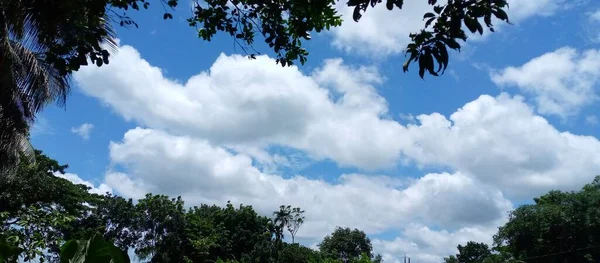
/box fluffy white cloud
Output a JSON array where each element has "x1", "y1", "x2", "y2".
[
  {"x1": 76, "y1": 45, "x2": 600, "y2": 199},
  {"x1": 75, "y1": 46, "x2": 407, "y2": 170},
  {"x1": 329, "y1": 0, "x2": 569, "y2": 57},
  {"x1": 71, "y1": 123, "x2": 95, "y2": 140},
  {"x1": 491, "y1": 47, "x2": 600, "y2": 117},
  {"x1": 403, "y1": 93, "x2": 600, "y2": 197},
  {"x1": 105, "y1": 127, "x2": 512, "y2": 244},
  {"x1": 54, "y1": 172, "x2": 112, "y2": 195}
]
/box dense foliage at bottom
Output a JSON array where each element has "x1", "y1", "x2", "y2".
[
  {"x1": 0, "y1": 151, "x2": 381, "y2": 263},
  {"x1": 3, "y1": 150, "x2": 600, "y2": 263},
  {"x1": 444, "y1": 176, "x2": 600, "y2": 263}
]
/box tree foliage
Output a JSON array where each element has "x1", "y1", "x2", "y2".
[
  {"x1": 446, "y1": 175, "x2": 600, "y2": 263},
  {"x1": 59, "y1": 232, "x2": 130, "y2": 263},
  {"x1": 0, "y1": 150, "x2": 99, "y2": 262},
  {"x1": 444, "y1": 242, "x2": 492, "y2": 263},
  {"x1": 493, "y1": 176, "x2": 600, "y2": 263},
  {"x1": 318, "y1": 227, "x2": 379, "y2": 263},
  {"x1": 273, "y1": 205, "x2": 305, "y2": 243},
  {"x1": 187, "y1": 0, "x2": 510, "y2": 78},
  {"x1": 0, "y1": 150, "x2": 384, "y2": 263}
]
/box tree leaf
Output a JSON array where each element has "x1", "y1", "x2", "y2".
[
  {"x1": 403, "y1": 50, "x2": 418, "y2": 72},
  {"x1": 443, "y1": 38, "x2": 461, "y2": 51},
  {"x1": 418, "y1": 55, "x2": 426, "y2": 79},
  {"x1": 464, "y1": 17, "x2": 477, "y2": 34},
  {"x1": 107, "y1": 243, "x2": 130, "y2": 263},
  {"x1": 438, "y1": 42, "x2": 449, "y2": 72},
  {"x1": 425, "y1": 17, "x2": 436, "y2": 28},
  {"x1": 60, "y1": 240, "x2": 78, "y2": 263},
  {"x1": 386, "y1": 0, "x2": 394, "y2": 10},
  {"x1": 493, "y1": 9, "x2": 508, "y2": 21},
  {"x1": 0, "y1": 240, "x2": 21, "y2": 263}
]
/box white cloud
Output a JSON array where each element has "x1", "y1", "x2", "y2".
[
  {"x1": 105, "y1": 127, "x2": 512, "y2": 241},
  {"x1": 75, "y1": 46, "x2": 407, "y2": 170},
  {"x1": 491, "y1": 47, "x2": 600, "y2": 117},
  {"x1": 76, "y1": 45, "x2": 600, "y2": 199},
  {"x1": 403, "y1": 93, "x2": 600, "y2": 198},
  {"x1": 591, "y1": 10, "x2": 600, "y2": 22},
  {"x1": 329, "y1": 0, "x2": 569, "y2": 58},
  {"x1": 71, "y1": 123, "x2": 95, "y2": 140},
  {"x1": 54, "y1": 172, "x2": 113, "y2": 195}
]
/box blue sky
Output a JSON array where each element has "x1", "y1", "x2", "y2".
[{"x1": 31, "y1": 0, "x2": 600, "y2": 262}]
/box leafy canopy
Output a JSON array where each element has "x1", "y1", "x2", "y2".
[{"x1": 445, "y1": 175, "x2": 600, "y2": 263}]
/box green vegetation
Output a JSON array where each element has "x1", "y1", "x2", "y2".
[
  {"x1": 7, "y1": 150, "x2": 600, "y2": 262},
  {"x1": 445, "y1": 176, "x2": 600, "y2": 263},
  {"x1": 0, "y1": 150, "x2": 382, "y2": 262},
  {"x1": 0, "y1": 0, "x2": 510, "y2": 173}
]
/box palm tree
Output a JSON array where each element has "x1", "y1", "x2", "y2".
[
  {"x1": 273, "y1": 205, "x2": 291, "y2": 243},
  {"x1": 0, "y1": 0, "x2": 116, "y2": 175}
]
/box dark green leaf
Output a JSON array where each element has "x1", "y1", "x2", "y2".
[
  {"x1": 418, "y1": 55, "x2": 426, "y2": 78},
  {"x1": 443, "y1": 38, "x2": 461, "y2": 50},
  {"x1": 476, "y1": 21, "x2": 483, "y2": 35},
  {"x1": 107, "y1": 243, "x2": 130, "y2": 263},
  {"x1": 386, "y1": 0, "x2": 394, "y2": 10},
  {"x1": 60, "y1": 240, "x2": 78, "y2": 263},
  {"x1": 425, "y1": 52, "x2": 438, "y2": 76},
  {"x1": 438, "y1": 43, "x2": 449, "y2": 72},
  {"x1": 0, "y1": 240, "x2": 21, "y2": 263},
  {"x1": 464, "y1": 18, "x2": 478, "y2": 34},
  {"x1": 403, "y1": 50, "x2": 418, "y2": 72},
  {"x1": 493, "y1": 9, "x2": 509, "y2": 21},
  {"x1": 423, "y1": 12, "x2": 435, "y2": 19},
  {"x1": 425, "y1": 17, "x2": 436, "y2": 28}
]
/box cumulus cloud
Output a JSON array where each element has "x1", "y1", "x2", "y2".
[
  {"x1": 54, "y1": 172, "x2": 112, "y2": 195},
  {"x1": 75, "y1": 45, "x2": 600, "y2": 198},
  {"x1": 491, "y1": 47, "x2": 600, "y2": 117},
  {"x1": 71, "y1": 123, "x2": 95, "y2": 140},
  {"x1": 75, "y1": 46, "x2": 406, "y2": 170},
  {"x1": 105, "y1": 127, "x2": 512, "y2": 240},
  {"x1": 403, "y1": 93, "x2": 600, "y2": 197}
]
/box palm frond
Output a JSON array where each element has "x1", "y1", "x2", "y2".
[
  {"x1": 6, "y1": 40, "x2": 70, "y2": 118},
  {"x1": 0, "y1": 0, "x2": 119, "y2": 176}
]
